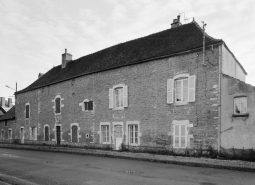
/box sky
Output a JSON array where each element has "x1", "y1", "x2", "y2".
[{"x1": 0, "y1": 0, "x2": 255, "y2": 101}]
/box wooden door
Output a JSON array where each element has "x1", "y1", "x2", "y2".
[
  {"x1": 45, "y1": 126, "x2": 49, "y2": 141},
  {"x1": 56, "y1": 126, "x2": 61, "y2": 145},
  {"x1": 72, "y1": 125, "x2": 78, "y2": 142}
]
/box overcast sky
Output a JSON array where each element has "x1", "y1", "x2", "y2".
[{"x1": 0, "y1": 0, "x2": 254, "y2": 100}]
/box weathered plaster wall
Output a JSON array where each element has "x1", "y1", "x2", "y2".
[
  {"x1": 221, "y1": 74, "x2": 255, "y2": 149},
  {"x1": 221, "y1": 45, "x2": 246, "y2": 82},
  {"x1": 15, "y1": 46, "x2": 220, "y2": 149}
]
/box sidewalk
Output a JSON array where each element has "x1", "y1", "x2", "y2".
[{"x1": 0, "y1": 143, "x2": 255, "y2": 172}]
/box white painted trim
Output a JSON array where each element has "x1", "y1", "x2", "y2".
[
  {"x1": 99, "y1": 122, "x2": 111, "y2": 144},
  {"x1": 53, "y1": 95, "x2": 63, "y2": 115},
  {"x1": 173, "y1": 73, "x2": 189, "y2": 80},
  {"x1": 1, "y1": 129, "x2": 5, "y2": 140},
  {"x1": 172, "y1": 120, "x2": 189, "y2": 149},
  {"x1": 112, "y1": 84, "x2": 125, "y2": 110},
  {"x1": 20, "y1": 127, "x2": 25, "y2": 144},
  {"x1": 126, "y1": 121, "x2": 140, "y2": 146},
  {"x1": 44, "y1": 124, "x2": 50, "y2": 141}
]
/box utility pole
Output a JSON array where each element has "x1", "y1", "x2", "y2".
[{"x1": 202, "y1": 21, "x2": 207, "y2": 66}]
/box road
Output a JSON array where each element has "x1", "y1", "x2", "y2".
[{"x1": 0, "y1": 148, "x2": 254, "y2": 185}]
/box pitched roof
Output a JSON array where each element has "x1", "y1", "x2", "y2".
[
  {"x1": 0, "y1": 106, "x2": 15, "y2": 121},
  {"x1": 17, "y1": 21, "x2": 223, "y2": 94},
  {"x1": 0, "y1": 106, "x2": 6, "y2": 116}
]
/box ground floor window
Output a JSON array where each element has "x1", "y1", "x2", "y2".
[
  {"x1": 8, "y1": 129, "x2": 12, "y2": 139},
  {"x1": 1, "y1": 130, "x2": 5, "y2": 139},
  {"x1": 128, "y1": 125, "x2": 138, "y2": 145},
  {"x1": 173, "y1": 124, "x2": 187, "y2": 148},
  {"x1": 101, "y1": 125, "x2": 110, "y2": 143},
  {"x1": 44, "y1": 125, "x2": 50, "y2": 141},
  {"x1": 30, "y1": 127, "x2": 37, "y2": 140},
  {"x1": 71, "y1": 125, "x2": 78, "y2": 142}
]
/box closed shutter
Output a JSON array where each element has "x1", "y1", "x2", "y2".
[
  {"x1": 26, "y1": 105, "x2": 29, "y2": 118},
  {"x1": 55, "y1": 98, "x2": 61, "y2": 113},
  {"x1": 180, "y1": 125, "x2": 186, "y2": 148},
  {"x1": 174, "y1": 125, "x2": 179, "y2": 148},
  {"x1": 188, "y1": 75, "x2": 196, "y2": 102},
  {"x1": 109, "y1": 88, "x2": 113, "y2": 109},
  {"x1": 167, "y1": 79, "x2": 174, "y2": 104},
  {"x1": 29, "y1": 127, "x2": 32, "y2": 140},
  {"x1": 123, "y1": 86, "x2": 128, "y2": 107},
  {"x1": 88, "y1": 101, "x2": 93, "y2": 110},
  {"x1": 35, "y1": 127, "x2": 37, "y2": 140}
]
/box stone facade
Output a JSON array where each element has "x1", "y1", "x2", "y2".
[{"x1": 14, "y1": 46, "x2": 221, "y2": 150}]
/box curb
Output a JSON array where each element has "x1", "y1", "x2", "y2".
[
  {"x1": 0, "y1": 173, "x2": 38, "y2": 185},
  {"x1": 1, "y1": 144, "x2": 255, "y2": 173}
]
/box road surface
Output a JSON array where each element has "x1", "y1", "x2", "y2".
[{"x1": 0, "y1": 148, "x2": 254, "y2": 185}]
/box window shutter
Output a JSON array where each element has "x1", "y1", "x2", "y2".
[
  {"x1": 29, "y1": 127, "x2": 32, "y2": 140},
  {"x1": 123, "y1": 86, "x2": 128, "y2": 107},
  {"x1": 174, "y1": 125, "x2": 179, "y2": 148},
  {"x1": 26, "y1": 105, "x2": 29, "y2": 118},
  {"x1": 180, "y1": 125, "x2": 186, "y2": 148},
  {"x1": 35, "y1": 128, "x2": 38, "y2": 140},
  {"x1": 55, "y1": 98, "x2": 61, "y2": 113},
  {"x1": 109, "y1": 88, "x2": 113, "y2": 109},
  {"x1": 167, "y1": 79, "x2": 174, "y2": 104},
  {"x1": 188, "y1": 75, "x2": 196, "y2": 102},
  {"x1": 88, "y1": 101, "x2": 93, "y2": 110}
]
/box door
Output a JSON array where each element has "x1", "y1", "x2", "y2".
[
  {"x1": 114, "y1": 125, "x2": 122, "y2": 150},
  {"x1": 20, "y1": 128, "x2": 24, "y2": 144},
  {"x1": 72, "y1": 125, "x2": 78, "y2": 142},
  {"x1": 45, "y1": 126, "x2": 49, "y2": 141},
  {"x1": 56, "y1": 126, "x2": 61, "y2": 145}
]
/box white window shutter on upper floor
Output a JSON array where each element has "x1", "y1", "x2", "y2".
[
  {"x1": 109, "y1": 88, "x2": 113, "y2": 109},
  {"x1": 188, "y1": 75, "x2": 196, "y2": 102},
  {"x1": 167, "y1": 79, "x2": 174, "y2": 104},
  {"x1": 123, "y1": 86, "x2": 128, "y2": 107}
]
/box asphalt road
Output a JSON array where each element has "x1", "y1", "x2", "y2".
[{"x1": 0, "y1": 148, "x2": 254, "y2": 185}]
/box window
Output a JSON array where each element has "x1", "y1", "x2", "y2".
[
  {"x1": 1, "y1": 130, "x2": 5, "y2": 140},
  {"x1": 71, "y1": 125, "x2": 78, "y2": 142},
  {"x1": 109, "y1": 85, "x2": 128, "y2": 109},
  {"x1": 173, "y1": 124, "x2": 187, "y2": 148},
  {"x1": 4, "y1": 120, "x2": 7, "y2": 127},
  {"x1": 25, "y1": 104, "x2": 30, "y2": 118},
  {"x1": 55, "y1": 97, "x2": 61, "y2": 114},
  {"x1": 128, "y1": 125, "x2": 138, "y2": 145},
  {"x1": 101, "y1": 125, "x2": 110, "y2": 143},
  {"x1": 167, "y1": 74, "x2": 196, "y2": 104},
  {"x1": 30, "y1": 127, "x2": 37, "y2": 140},
  {"x1": 8, "y1": 129, "x2": 12, "y2": 139},
  {"x1": 84, "y1": 101, "x2": 93, "y2": 111},
  {"x1": 234, "y1": 97, "x2": 247, "y2": 115},
  {"x1": 44, "y1": 125, "x2": 50, "y2": 141}
]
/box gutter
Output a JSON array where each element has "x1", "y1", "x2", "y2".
[
  {"x1": 218, "y1": 45, "x2": 222, "y2": 155},
  {"x1": 16, "y1": 41, "x2": 223, "y2": 95}
]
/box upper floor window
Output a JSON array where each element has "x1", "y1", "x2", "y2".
[
  {"x1": 167, "y1": 74, "x2": 196, "y2": 104},
  {"x1": 25, "y1": 103, "x2": 30, "y2": 119},
  {"x1": 55, "y1": 97, "x2": 61, "y2": 114},
  {"x1": 234, "y1": 97, "x2": 247, "y2": 115},
  {"x1": 4, "y1": 120, "x2": 7, "y2": 127},
  {"x1": 84, "y1": 100, "x2": 93, "y2": 111},
  {"x1": 109, "y1": 85, "x2": 128, "y2": 109}
]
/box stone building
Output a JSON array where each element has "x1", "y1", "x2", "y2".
[
  {"x1": 0, "y1": 106, "x2": 15, "y2": 142},
  {"x1": 13, "y1": 17, "x2": 249, "y2": 151}
]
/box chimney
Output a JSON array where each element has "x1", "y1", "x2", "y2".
[
  {"x1": 0, "y1": 97, "x2": 5, "y2": 107},
  {"x1": 8, "y1": 98, "x2": 12, "y2": 107},
  {"x1": 171, "y1": 15, "x2": 182, "y2": 28},
  {"x1": 62, "y1": 49, "x2": 72, "y2": 69},
  {"x1": 38, "y1": 73, "x2": 44, "y2": 79}
]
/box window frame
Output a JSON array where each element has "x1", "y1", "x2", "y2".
[
  {"x1": 172, "y1": 120, "x2": 189, "y2": 149},
  {"x1": 109, "y1": 84, "x2": 128, "y2": 110},
  {"x1": 8, "y1": 129, "x2": 12, "y2": 139},
  {"x1": 126, "y1": 121, "x2": 140, "y2": 146},
  {"x1": 233, "y1": 96, "x2": 248, "y2": 116},
  {"x1": 55, "y1": 97, "x2": 61, "y2": 114},
  {"x1": 44, "y1": 124, "x2": 50, "y2": 141},
  {"x1": 25, "y1": 103, "x2": 30, "y2": 119},
  {"x1": 4, "y1": 120, "x2": 7, "y2": 127},
  {"x1": 100, "y1": 122, "x2": 111, "y2": 144},
  {"x1": 175, "y1": 78, "x2": 188, "y2": 103}
]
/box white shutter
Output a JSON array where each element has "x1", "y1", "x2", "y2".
[
  {"x1": 188, "y1": 75, "x2": 196, "y2": 102},
  {"x1": 29, "y1": 127, "x2": 32, "y2": 140},
  {"x1": 123, "y1": 86, "x2": 128, "y2": 107},
  {"x1": 35, "y1": 128, "x2": 38, "y2": 141},
  {"x1": 167, "y1": 79, "x2": 174, "y2": 104},
  {"x1": 109, "y1": 88, "x2": 113, "y2": 109},
  {"x1": 174, "y1": 125, "x2": 179, "y2": 148},
  {"x1": 180, "y1": 125, "x2": 186, "y2": 148}
]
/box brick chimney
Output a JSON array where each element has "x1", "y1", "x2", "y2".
[
  {"x1": 171, "y1": 15, "x2": 182, "y2": 28},
  {"x1": 8, "y1": 98, "x2": 12, "y2": 107},
  {"x1": 62, "y1": 49, "x2": 72, "y2": 69},
  {"x1": 0, "y1": 97, "x2": 5, "y2": 107}
]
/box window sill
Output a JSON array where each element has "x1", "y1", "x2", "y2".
[
  {"x1": 232, "y1": 113, "x2": 249, "y2": 117},
  {"x1": 174, "y1": 101, "x2": 188, "y2": 106},
  {"x1": 102, "y1": 142, "x2": 111, "y2": 144},
  {"x1": 112, "y1": 107, "x2": 125, "y2": 110}
]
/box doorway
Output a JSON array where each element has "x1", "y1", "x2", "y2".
[
  {"x1": 71, "y1": 125, "x2": 78, "y2": 142},
  {"x1": 56, "y1": 126, "x2": 61, "y2": 145},
  {"x1": 45, "y1": 126, "x2": 49, "y2": 141},
  {"x1": 114, "y1": 125, "x2": 123, "y2": 150}
]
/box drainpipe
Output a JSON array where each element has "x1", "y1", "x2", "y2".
[{"x1": 217, "y1": 45, "x2": 222, "y2": 155}]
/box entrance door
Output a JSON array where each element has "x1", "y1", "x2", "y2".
[
  {"x1": 45, "y1": 126, "x2": 49, "y2": 141},
  {"x1": 20, "y1": 128, "x2": 24, "y2": 144},
  {"x1": 1, "y1": 130, "x2": 4, "y2": 140},
  {"x1": 114, "y1": 125, "x2": 122, "y2": 150},
  {"x1": 56, "y1": 126, "x2": 61, "y2": 145},
  {"x1": 72, "y1": 125, "x2": 78, "y2": 142}
]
